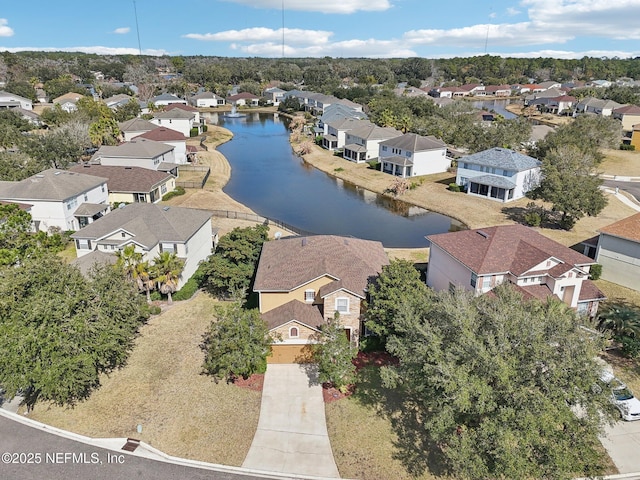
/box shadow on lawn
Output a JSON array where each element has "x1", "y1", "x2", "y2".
[{"x1": 353, "y1": 365, "x2": 449, "y2": 477}]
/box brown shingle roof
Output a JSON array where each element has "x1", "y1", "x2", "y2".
[
  {"x1": 427, "y1": 225, "x2": 595, "y2": 276},
  {"x1": 69, "y1": 165, "x2": 173, "y2": 193},
  {"x1": 253, "y1": 235, "x2": 389, "y2": 297},
  {"x1": 598, "y1": 212, "x2": 640, "y2": 243},
  {"x1": 165, "y1": 103, "x2": 198, "y2": 113},
  {"x1": 578, "y1": 279, "x2": 606, "y2": 302},
  {"x1": 134, "y1": 127, "x2": 186, "y2": 142},
  {"x1": 260, "y1": 300, "x2": 324, "y2": 330}
]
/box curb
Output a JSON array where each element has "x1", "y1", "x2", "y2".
[{"x1": 0, "y1": 409, "x2": 350, "y2": 480}]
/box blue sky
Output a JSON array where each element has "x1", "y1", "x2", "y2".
[{"x1": 1, "y1": 0, "x2": 640, "y2": 59}]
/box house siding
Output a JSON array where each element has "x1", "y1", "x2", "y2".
[
  {"x1": 259, "y1": 275, "x2": 335, "y2": 313},
  {"x1": 596, "y1": 234, "x2": 640, "y2": 291},
  {"x1": 322, "y1": 290, "x2": 362, "y2": 341},
  {"x1": 426, "y1": 244, "x2": 478, "y2": 293},
  {"x1": 179, "y1": 220, "x2": 214, "y2": 290},
  {"x1": 271, "y1": 322, "x2": 319, "y2": 344}
]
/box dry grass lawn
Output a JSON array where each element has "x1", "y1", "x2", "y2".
[
  {"x1": 28, "y1": 293, "x2": 261, "y2": 466},
  {"x1": 600, "y1": 149, "x2": 640, "y2": 177},
  {"x1": 326, "y1": 367, "x2": 440, "y2": 480}
]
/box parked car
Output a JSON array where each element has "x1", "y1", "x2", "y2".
[{"x1": 600, "y1": 371, "x2": 640, "y2": 421}]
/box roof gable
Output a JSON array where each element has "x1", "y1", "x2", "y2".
[{"x1": 428, "y1": 225, "x2": 595, "y2": 276}]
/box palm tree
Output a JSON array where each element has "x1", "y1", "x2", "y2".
[
  {"x1": 152, "y1": 251, "x2": 185, "y2": 305},
  {"x1": 598, "y1": 301, "x2": 640, "y2": 339},
  {"x1": 135, "y1": 260, "x2": 155, "y2": 304},
  {"x1": 116, "y1": 245, "x2": 142, "y2": 283}
]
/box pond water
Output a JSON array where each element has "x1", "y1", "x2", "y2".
[{"x1": 205, "y1": 112, "x2": 465, "y2": 248}]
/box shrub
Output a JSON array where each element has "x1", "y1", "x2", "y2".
[
  {"x1": 359, "y1": 335, "x2": 385, "y2": 353},
  {"x1": 189, "y1": 127, "x2": 199, "y2": 137},
  {"x1": 619, "y1": 335, "x2": 640, "y2": 359},
  {"x1": 172, "y1": 276, "x2": 199, "y2": 301},
  {"x1": 620, "y1": 144, "x2": 636, "y2": 151},
  {"x1": 202, "y1": 124, "x2": 208, "y2": 132},
  {"x1": 589, "y1": 264, "x2": 602, "y2": 280},
  {"x1": 149, "y1": 291, "x2": 162, "y2": 301},
  {"x1": 334, "y1": 167, "x2": 344, "y2": 172},
  {"x1": 367, "y1": 160, "x2": 380, "y2": 170},
  {"x1": 149, "y1": 305, "x2": 162, "y2": 315},
  {"x1": 448, "y1": 183, "x2": 460, "y2": 192},
  {"x1": 162, "y1": 186, "x2": 185, "y2": 201},
  {"x1": 524, "y1": 211, "x2": 542, "y2": 227}
]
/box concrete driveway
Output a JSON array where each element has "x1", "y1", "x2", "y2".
[
  {"x1": 242, "y1": 364, "x2": 340, "y2": 478},
  {"x1": 600, "y1": 419, "x2": 640, "y2": 474}
]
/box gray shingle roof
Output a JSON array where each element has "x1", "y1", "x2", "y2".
[
  {"x1": 118, "y1": 118, "x2": 159, "y2": 133},
  {"x1": 0, "y1": 169, "x2": 107, "y2": 202},
  {"x1": 253, "y1": 235, "x2": 389, "y2": 297},
  {"x1": 468, "y1": 174, "x2": 517, "y2": 189},
  {"x1": 152, "y1": 109, "x2": 195, "y2": 120},
  {"x1": 462, "y1": 148, "x2": 540, "y2": 171},
  {"x1": 346, "y1": 123, "x2": 402, "y2": 141},
  {"x1": 70, "y1": 203, "x2": 212, "y2": 249},
  {"x1": 379, "y1": 133, "x2": 446, "y2": 152},
  {"x1": 93, "y1": 139, "x2": 174, "y2": 160}
]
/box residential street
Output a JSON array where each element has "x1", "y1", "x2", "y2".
[
  {"x1": 0, "y1": 412, "x2": 278, "y2": 480},
  {"x1": 603, "y1": 180, "x2": 640, "y2": 205},
  {"x1": 600, "y1": 418, "x2": 640, "y2": 474}
]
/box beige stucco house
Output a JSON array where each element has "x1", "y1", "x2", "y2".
[
  {"x1": 253, "y1": 235, "x2": 389, "y2": 363},
  {"x1": 596, "y1": 212, "x2": 640, "y2": 291}
]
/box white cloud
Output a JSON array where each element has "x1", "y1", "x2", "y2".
[
  {"x1": 0, "y1": 19, "x2": 14, "y2": 37},
  {"x1": 0, "y1": 46, "x2": 167, "y2": 56},
  {"x1": 524, "y1": 0, "x2": 640, "y2": 40},
  {"x1": 506, "y1": 7, "x2": 521, "y2": 16},
  {"x1": 185, "y1": 28, "x2": 333, "y2": 46},
  {"x1": 233, "y1": 38, "x2": 415, "y2": 58},
  {"x1": 113, "y1": 27, "x2": 130, "y2": 35},
  {"x1": 489, "y1": 12, "x2": 497, "y2": 19},
  {"x1": 404, "y1": 22, "x2": 571, "y2": 48},
  {"x1": 220, "y1": 0, "x2": 391, "y2": 14}
]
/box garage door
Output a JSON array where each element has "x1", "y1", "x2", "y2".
[{"x1": 268, "y1": 344, "x2": 314, "y2": 364}]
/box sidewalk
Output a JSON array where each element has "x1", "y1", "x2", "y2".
[{"x1": 602, "y1": 187, "x2": 640, "y2": 212}]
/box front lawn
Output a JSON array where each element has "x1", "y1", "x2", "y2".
[
  {"x1": 28, "y1": 293, "x2": 261, "y2": 466},
  {"x1": 326, "y1": 365, "x2": 441, "y2": 480}
]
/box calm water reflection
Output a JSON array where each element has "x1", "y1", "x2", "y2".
[{"x1": 206, "y1": 113, "x2": 464, "y2": 248}]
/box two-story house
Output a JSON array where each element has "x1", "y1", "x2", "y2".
[
  {"x1": 71, "y1": 203, "x2": 214, "y2": 290},
  {"x1": 456, "y1": 147, "x2": 541, "y2": 202},
  {"x1": 0, "y1": 90, "x2": 33, "y2": 110},
  {"x1": 379, "y1": 133, "x2": 449, "y2": 178},
  {"x1": 150, "y1": 108, "x2": 198, "y2": 138},
  {"x1": 343, "y1": 123, "x2": 402, "y2": 163},
  {"x1": 134, "y1": 127, "x2": 188, "y2": 164},
  {"x1": 322, "y1": 118, "x2": 370, "y2": 151},
  {"x1": 91, "y1": 138, "x2": 177, "y2": 173},
  {"x1": 69, "y1": 164, "x2": 176, "y2": 205},
  {"x1": 426, "y1": 224, "x2": 605, "y2": 317},
  {"x1": 0, "y1": 169, "x2": 109, "y2": 232},
  {"x1": 189, "y1": 91, "x2": 225, "y2": 108},
  {"x1": 253, "y1": 235, "x2": 389, "y2": 363},
  {"x1": 118, "y1": 118, "x2": 159, "y2": 142},
  {"x1": 595, "y1": 212, "x2": 640, "y2": 291}
]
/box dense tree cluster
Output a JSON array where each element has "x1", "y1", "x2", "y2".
[
  {"x1": 201, "y1": 302, "x2": 271, "y2": 383},
  {"x1": 373, "y1": 284, "x2": 616, "y2": 480},
  {"x1": 198, "y1": 225, "x2": 269, "y2": 299},
  {"x1": 0, "y1": 254, "x2": 149, "y2": 411}
]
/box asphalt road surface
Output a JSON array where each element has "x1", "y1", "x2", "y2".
[
  {"x1": 603, "y1": 180, "x2": 640, "y2": 204},
  {"x1": 0, "y1": 415, "x2": 273, "y2": 480}
]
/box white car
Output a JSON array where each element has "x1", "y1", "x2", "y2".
[{"x1": 601, "y1": 371, "x2": 640, "y2": 421}]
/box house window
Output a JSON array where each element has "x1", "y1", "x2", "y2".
[
  {"x1": 161, "y1": 184, "x2": 167, "y2": 194},
  {"x1": 568, "y1": 272, "x2": 573, "y2": 278},
  {"x1": 134, "y1": 193, "x2": 146, "y2": 203},
  {"x1": 160, "y1": 243, "x2": 177, "y2": 253},
  {"x1": 546, "y1": 260, "x2": 551, "y2": 267},
  {"x1": 84, "y1": 194, "x2": 88, "y2": 202},
  {"x1": 336, "y1": 297, "x2": 349, "y2": 314},
  {"x1": 448, "y1": 282, "x2": 456, "y2": 294},
  {"x1": 101, "y1": 185, "x2": 106, "y2": 193},
  {"x1": 66, "y1": 197, "x2": 78, "y2": 210},
  {"x1": 76, "y1": 239, "x2": 91, "y2": 250},
  {"x1": 463, "y1": 163, "x2": 469, "y2": 169},
  {"x1": 470, "y1": 273, "x2": 477, "y2": 288},
  {"x1": 289, "y1": 326, "x2": 299, "y2": 338},
  {"x1": 482, "y1": 276, "x2": 491, "y2": 289},
  {"x1": 382, "y1": 146, "x2": 387, "y2": 152},
  {"x1": 121, "y1": 232, "x2": 126, "y2": 238},
  {"x1": 304, "y1": 289, "x2": 315, "y2": 303}
]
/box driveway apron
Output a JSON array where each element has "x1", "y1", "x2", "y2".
[{"x1": 242, "y1": 364, "x2": 340, "y2": 478}]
